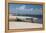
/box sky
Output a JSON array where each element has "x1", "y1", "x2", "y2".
[{"x1": 8, "y1": 3, "x2": 43, "y2": 15}]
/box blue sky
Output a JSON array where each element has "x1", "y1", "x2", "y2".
[{"x1": 9, "y1": 4, "x2": 43, "y2": 15}]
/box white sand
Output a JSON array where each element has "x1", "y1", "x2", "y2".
[{"x1": 9, "y1": 21, "x2": 42, "y2": 29}]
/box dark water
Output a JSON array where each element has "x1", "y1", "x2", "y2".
[
  {"x1": 17, "y1": 15, "x2": 43, "y2": 24},
  {"x1": 10, "y1": 13, "x2": 43, "y2": 24},
  {"x1": 11, "y1": 13, "x2": 43, "y2": 18},
  {"x1": 28, "y1": 15, "x2": 43, "y2": 24},
  {"x1": 24, "y1": 15, "x2": 43, "y2": 24}
]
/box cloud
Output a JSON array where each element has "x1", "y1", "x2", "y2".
[
  {"x1": 16, "y1": 5, "x2": 26, "y2": 10},
  {"x1": 19, "y1": 5, "x2": 26, "y2": 9},
  {"x1": 16, "y1": 6, "x2": 34, "y2": 11},
  {"x1": 10, "y1": 4, "x2": 42, "y2": 15}
]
